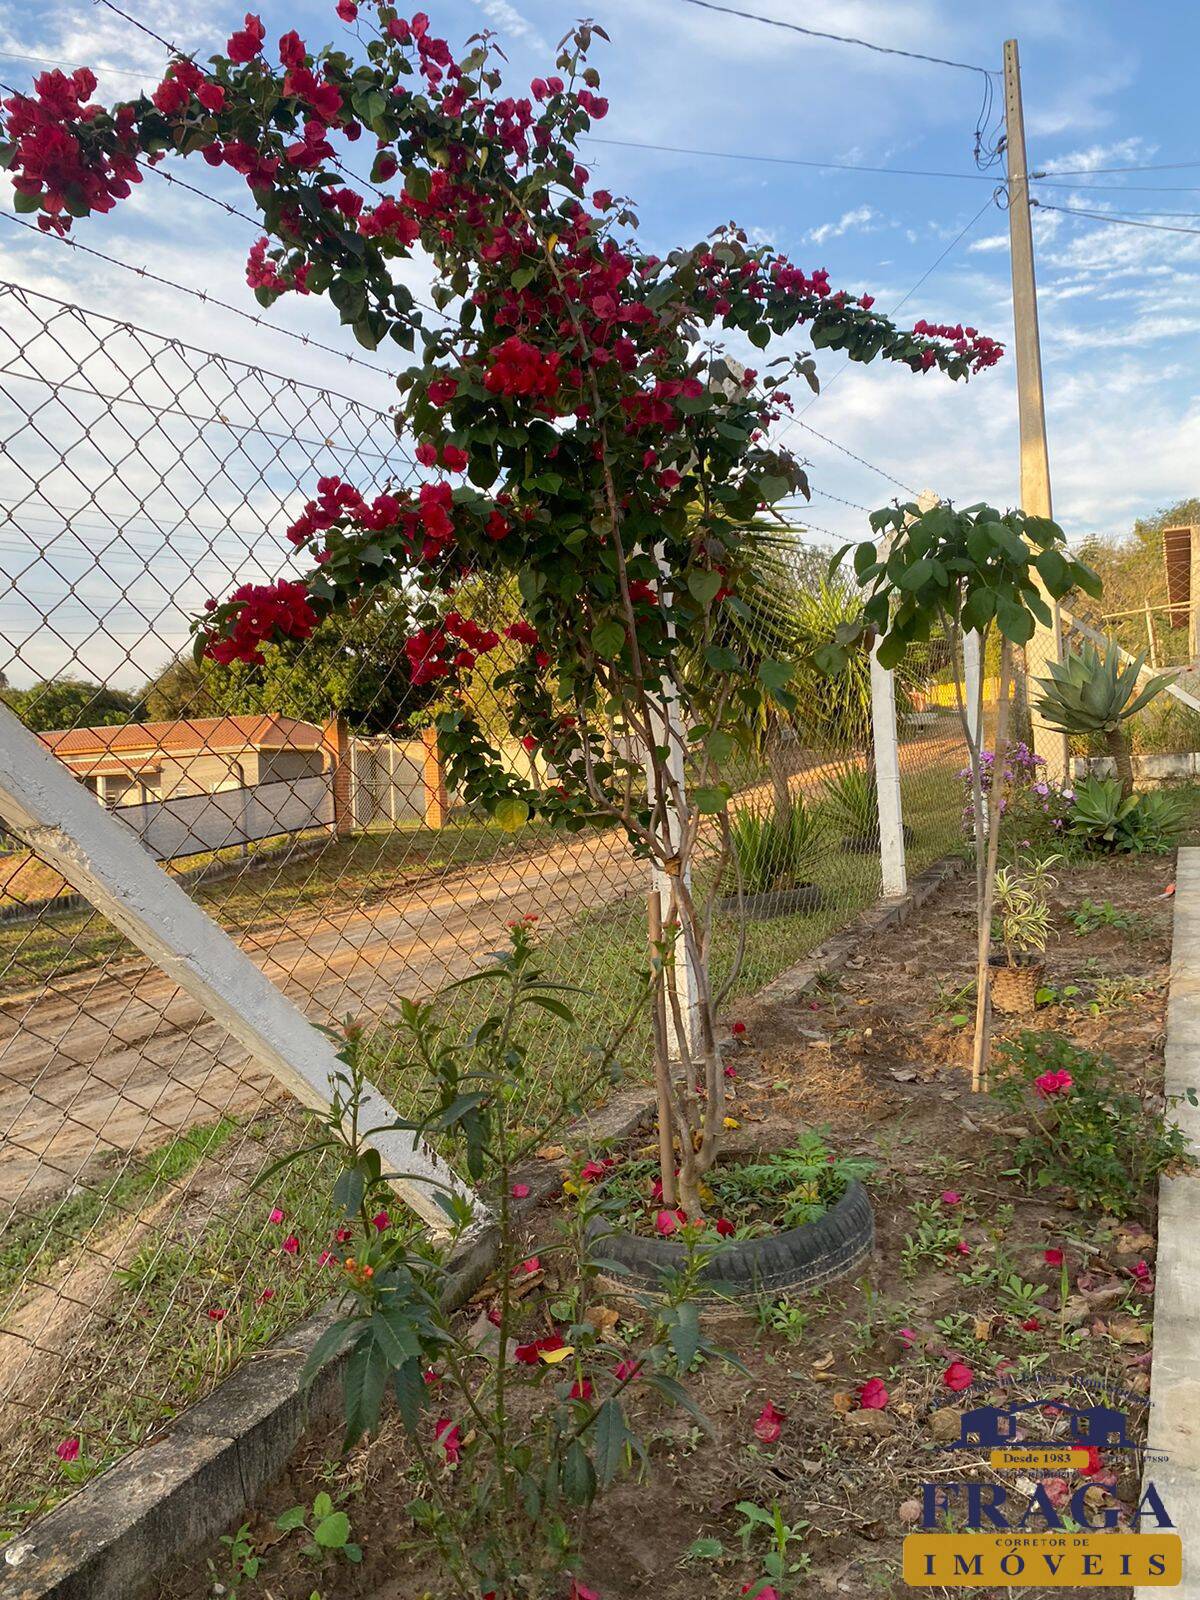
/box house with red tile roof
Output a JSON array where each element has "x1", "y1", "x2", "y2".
[{"x1": 39, "y1": 715, "x2": 329, "y2": 806}]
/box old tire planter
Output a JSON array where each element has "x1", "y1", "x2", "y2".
[
  {"x1": 716, "y1": 884, "x2": 825, "y2": 920},
  {"x1": 587, "y1": 1178, "x2": 874, "y2": 1304}
]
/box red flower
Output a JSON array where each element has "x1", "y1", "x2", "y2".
[
  {"x1": 1035, "y1": 1069, "x2": 1073, "y2": 1097},
  {"x1": 483, "y1": 335, "x2": 561, "y2": 400},
  {"x1": 206, "y1": 1307, "x2": 227, "y2": 1322},
  {"x1": 613, "y1": 1358, "x2": 642, "y2": 1383},
  {"x1": 372, "y1": 1210, "x2": 390, "y2": 1232},
  {"x1": 568, "y1": 1583, "x2": 599, "y2": 1600},
  {"x1": 227, "y1": 13, "x2": 266, "y2": 62},
  {"x1": 654, "y1": 1209, "x2": 679, "y2": 1237},
  {"x1": 515, "y1": 1333, "x2": 566, "y2": 1365},
  {"x1": 714, "y1": 1217, "x2": 736, "y2": 1237},
  {"x1": 859, "y1": 1377, "x2": 889, "y2": 1410},
  {"x1": 336, "y1": 0, "x2": 358, "y2": 18},
  {"x1": 269, "y1": 1207, "x2": 285, "y2": 1224},
  {"x1": 334, "y1": 1225, "x2": 352, "y2": 1243},
  {"x1": 256, "y1": 1288, "x2": 275, "y2": 1305},
  {"x1": 569, "y1": 1377, "x2": 593, "y2": 1400},
  {"x1": 516, "y1": 1256, "x2": 540, "y2": 1275},
  {"x1": 511, "y1": 1183, "x2": 530, "y2": 1199},
  {"x1": 1021, "y1": 1316, "x2": 1040, "y2": 1332},
  {"x1": 742, "y1": 1588, "x2": 778, "y2": 1600},
  {"x1": 940, "y1": 1190, "x2": 961, "y2": 1205},
  {"x1": 434, "y1": 1417, "x2": 461, "y2": 1463},
  {"x1": 428, "y1": 376, "x2": 458, "y2": 406},
  {"x1": 281, "y1": 1234, "x2": 300, "y2": 1255},
  {"x1": 730, "y1": 1020, "x2": 747, "y2": 1036},
  {"x1": 317, "y1": 1250, "x2": 335, "y2": 1267},
  {"x1": 754, "y1": 1401, "x2": 785, "y2": 1443},
  {"x1": 1044, "y1": 1247, "x2": 1064, "y2": 1267},
  {"x1": 942, "y1": 1361, "x2": 974, "y2": 1392},
  {"x1": 56, "y1": 1437, "x2": 80, "y2": 1463}
]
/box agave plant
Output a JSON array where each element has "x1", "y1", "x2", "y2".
[
  {"x1": 1068, "y1": 775, "x2": 1140, "y2": 847},
  {"x1": 728, "y1": 793, "x2": 826, "y2": 895},
  {"x1": 1034, "y1": 637, "x2": 1174, "y2": 798}
]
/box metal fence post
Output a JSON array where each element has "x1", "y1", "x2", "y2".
[{"x1": 0, "y1": 703, "x2": 483, "y2": 1234}]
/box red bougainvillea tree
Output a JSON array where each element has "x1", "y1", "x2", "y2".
[{"x1": 1, "y1": 7, "x2": 1002, "y2": 1215}]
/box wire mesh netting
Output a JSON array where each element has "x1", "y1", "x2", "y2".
[{"x1": 0, "y1": 280, "x2": 968, "y2": 1534}]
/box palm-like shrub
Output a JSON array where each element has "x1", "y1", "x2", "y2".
[
  {"x1": 821, "y1": 765, "x2": 877, "y2": 843},
  {"x1": 1034, "y1": 638, "x2": 1174, "y2": 798},
  {"x1": 728, "y1": 794, "x2": 826, "y2": 895}
]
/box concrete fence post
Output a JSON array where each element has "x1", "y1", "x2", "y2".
[{"x1": 870, "y1": 636, "x2": 907, "y2": 900}]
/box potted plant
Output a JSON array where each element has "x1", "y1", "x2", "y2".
[
  {"x1": 20, "y1": 11, "x2": 1006, "y2": 1237},
  {"x1": 720, "y1": 793, "x2": 826, "y2": 919},
  {"x1": 1034, "y1": 636, "x2": 1173, "y2": 799},
  {"x1": 821, "y1": 763, "x2": 915, "y2": 854},
  {"x1": 990, "y1": 853, "x2": 1059, "y2": 1014}
]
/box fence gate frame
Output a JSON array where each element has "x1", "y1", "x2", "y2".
[{"x1": 0, "y1": 701, "x2": 484, "y2": 1234}]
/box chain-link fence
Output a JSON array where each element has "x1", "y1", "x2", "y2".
[{"x1": 0, "y1": 280, "x2": 967, "y2": 1536}]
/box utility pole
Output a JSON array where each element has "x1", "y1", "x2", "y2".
[{"x1": 1004, "y1": 37, "x2": 1069, "y2": 781}]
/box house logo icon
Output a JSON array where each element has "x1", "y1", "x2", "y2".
[{"x1": 948, "y1": 1399, "x2": 1133, "y2": 1452}]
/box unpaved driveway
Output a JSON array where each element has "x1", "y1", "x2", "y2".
[
  {"x1": 0, "y1": 735, "x2": 960, "y2": 1208},
  {"x1": 0, "y1": 828, "x2": 643, "y2": 1207}
]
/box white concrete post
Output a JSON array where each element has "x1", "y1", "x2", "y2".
[
  {"x1": 0, "y1": 702, "x2": 482, "y2": 1234},
  {"x1": 644, "y1": 550, "x2": 701, "y2": 1058},
  {"x1": 963, "y1": 627, "x2": 983, "y2": 751},
  {"x1": 870, "y1": 637, "x2": 907, "y2": 900}
]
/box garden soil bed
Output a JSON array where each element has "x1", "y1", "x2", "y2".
[{"x1": 161, "y1": 850, "x2": 1178, "y2": 1600}]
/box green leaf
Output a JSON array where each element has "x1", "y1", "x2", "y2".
[
  {"x1": 591, "y1": 619, "x2": 626, "y2": 658},
  {"x1": 757, "y1": 658, "x2": 793, "y2": 692},
  {"x1": 876, "y1": 631, "x2": 907, "y2": 670},
  {"x1": 313, "y1": 1512, "x2": 350, "y2": 1550},
  {"x1": 693, "y1": 785, "x2": 731, "y2": 815},
  {"x1": 703, "y1": 644, "x2": 741, "y2": 673},
  {"x1": 669, "y1": 1302, "x2": 701, "y2": 1372},
  {"x1": 1034, "y1": 547, "x2": 1070, "y2": 597},
  {"x1": 687, "y1": 569, "x2": 722, "y2": 605},
  {"x1": 896, "y1": 557, "x2": 935, "y2": 591},
  {"x1": 706, "y1": 730, "x2": 734, "y2": 763},
  {"x1": 391, "y1": 1357, "x2": 426, "y2": 1435},
  {"x1": 592, "y1": 1398, "x2": 629, "y2": 1487},
  {"x1": 493, "y1": 797, "x2": 529, "y2": 833},
  {"x1": 686, "y1": 1537, "x2": 725, "y2": 1561},
  {"x1": 275, "y1": 1505, "x2": 307, "y2": 1534},
  {"x1": 562, "y1": 1439, "x2": 596, "y2": 1505},
  {"x1": 996, "y1": 595, "x2": 1035, "y2": 645}
]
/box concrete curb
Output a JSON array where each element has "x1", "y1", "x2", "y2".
[
  {"x1": 0, "y1": 851, "x2": 968, "y2": 1600},
  {"x1": 1136, "y1": 846, "x2": 1200, "y2": 1598}
]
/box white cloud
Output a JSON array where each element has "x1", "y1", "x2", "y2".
[
  {"x1": 968, "y1": 234, "x2": 1008, "y2": 253},
  {"x1": 1039, "y1": 137, "x2": 1157, "y2": 175},
  {"x1": 809, "y1": 206, "x2": 879, "y2": 245},
  {"x1": 467, "y1": 0, "x2": 546, "y2": 49}
]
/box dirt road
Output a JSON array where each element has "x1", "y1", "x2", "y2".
[
  {"x1": 0, "y1": 828, "x2": 644, "y2": 1207},
  {"x1": 0, "y1": 734, "x2": 960, "y2": 1208}
]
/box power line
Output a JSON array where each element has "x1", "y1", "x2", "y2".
[
  {"x1": 587, "y1": 134, "x2": 1000, "y2": 183},
  {"x1": 678, "y1": 0, "x2": 995, "y2": 75},
  {"x1": 1039, "y1": 159, "x2": 1200, "y2": 176},
  {"x1": 1032, "y1": 201, "x2": 1200, "y2": 237}
]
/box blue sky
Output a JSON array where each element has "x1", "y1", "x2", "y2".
[{"x1": 1, "y1": 0, "x2": 1199, "y2": 682}]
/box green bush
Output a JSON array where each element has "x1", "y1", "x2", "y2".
[
  {"x1": 990, "y1": 1032, "x2": 1191, "y2": 1216},
  {"x1": 1068, "y1": 776, "x2": 1187, "y2": 854},
  {"x1": 727, "y1": 795, "x2": 826, "y2": 895},
  {"x1": 820, "y1": 766, "x2": 877, "y2": 840}
]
